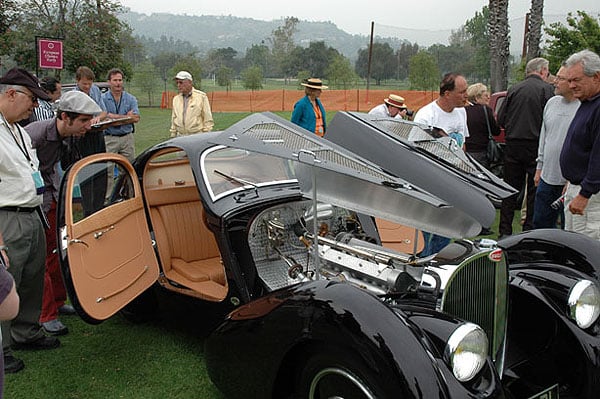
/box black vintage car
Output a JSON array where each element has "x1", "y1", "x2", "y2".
[{"x1": 57, "y1": 112, "x2": 600, "y2": 399}]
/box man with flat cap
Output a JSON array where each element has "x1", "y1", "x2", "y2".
[
  {"x1": 0, "y1": 67, "x2": 59, "y2": 374},
  {"x1": 170, "y1": 70, "x2": 214, "y2": 137},
  {"x1": 25, "y1": 91, "x2": 102, "y2": 338},
  {"x1": 369, "y1": 94, "x2": 408, "y2": 119}
]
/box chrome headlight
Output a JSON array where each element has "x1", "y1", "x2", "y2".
[
  {"x1": 568, "y1": 280, "x2": 600, "y2": 329},
  {"x1": 444, "y1": 323, "x2": 489, "y2": 382}
]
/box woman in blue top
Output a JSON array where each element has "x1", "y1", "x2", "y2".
[{"x1": 291, "y1": 78, "x2": 328, "y2": 137}]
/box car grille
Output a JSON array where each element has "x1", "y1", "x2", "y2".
[{"x1": 440, "y1": 251, "x2": 508, "y2": 368}]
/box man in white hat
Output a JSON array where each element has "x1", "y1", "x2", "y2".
[
  {"x1": 25, "y1": 91, "x2": 102, "y2": 337},
  {"x1": 368, "y1": 94, "x2": 408, "y2": 119},
  {"x1": 170, "y1": 71, "x2": 214, "y2": 137}
]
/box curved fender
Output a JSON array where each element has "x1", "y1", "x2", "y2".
[
  {"x1": 498, "y1": 229, "x2": 600, "y2": 280},
  {"x1": 506, "y1": 269, "x2": 600, "y2": 398},
  {"x1": 205, "y1": 280, "x2": 503, "y2": 399}
]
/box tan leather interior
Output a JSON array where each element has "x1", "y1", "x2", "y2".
[
  {"x1": 375, "y1": 218, "x2": 424, "y2": 255},
  {"x1": 144, "y1": 154, "x2": 228, "y2": 302}
]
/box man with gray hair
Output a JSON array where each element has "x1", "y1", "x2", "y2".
[
  {"x1": 497, "y1": 57, "x2": 555, "y2": 238},
  {"x1": 0, "y1": 67, "x2": 59, "y2": 374},
  {"x1": 560, "y1": 49, "x2": 600, "y2": 239},
  {"x1": 170, "y1": 70, "x2": 213, "y2": 137}
]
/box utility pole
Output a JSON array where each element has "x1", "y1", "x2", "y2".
[{"x1": 366, "y1": 21, "x2": 374, "y2": 103}]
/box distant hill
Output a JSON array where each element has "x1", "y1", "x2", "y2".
[
  {"x1": 119, "y1": 11, "x2": 449, "y2": 60},
  {"x1": 119, "y1": 11, "x2": 592, "y2": 61}
]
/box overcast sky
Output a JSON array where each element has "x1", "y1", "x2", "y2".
[{"x1": 119, "y1": 0, "x2": 598, "y2": 35}]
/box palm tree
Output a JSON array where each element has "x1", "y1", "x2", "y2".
[
  {"x1": 488, "y1": 0, "x2": 510, "y2": 92},
  {"x1": 526, "y1": 0, "x2": 544, "y2": 61}
]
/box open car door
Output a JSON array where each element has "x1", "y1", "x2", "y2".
[{"x1": 57, "y1": 153, "x2": 159, "y2": 324}]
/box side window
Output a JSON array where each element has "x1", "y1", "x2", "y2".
[{"x1": 70, "y1": 160, "x2": 134, "y2": 223}]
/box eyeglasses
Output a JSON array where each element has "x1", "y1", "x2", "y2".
[{"x1": 15, "y1": 90, "x2": 38, "y2": 103}]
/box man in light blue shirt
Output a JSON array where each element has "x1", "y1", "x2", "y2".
[{"x1": 101, "y1": 68, "x2": 140, "y2": 163}]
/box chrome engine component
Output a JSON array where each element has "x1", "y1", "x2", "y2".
[{"x1": 248, "y1": 200, "x2": 508, "y2": 368}]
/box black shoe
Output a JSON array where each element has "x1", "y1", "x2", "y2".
[
  {"x1": 42, "y1": 319, "x2": 69, "y2": 336},
  {"x1": 58, "y1": 304, "x2": 76, "y2": 315},
  {"x1": 4, "y1": 355, "x2": 24, "y2": 373},
  {"x1": 479, "y1": 227, "x2": 493, "y2": 236},
  {"x1": 13, "y1": 335, "x2": 60, "y2": 351}
]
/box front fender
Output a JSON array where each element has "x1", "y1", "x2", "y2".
[
  {"x1": 205, "y1": 280, "x2": 503, "y2": 399},
  {"x1": 499, "y1": 229, "x2": 600, "y2": 280},
  {"x1": 505, "y1": 268, "x2": 600, "y2": 398}
]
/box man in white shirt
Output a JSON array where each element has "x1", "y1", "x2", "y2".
[
  {"x1": 414, "y1": 72, "x2": 469, "y2": 146},
  {"x1": 0, "y1": 68, "x2": 61, "y2": 374},
  {"x1": 413, "y1": 73, "x2": 469, "y2": 256},
  {"x1": 368, "y1": 94, "x2": 408, "y2": 119}
]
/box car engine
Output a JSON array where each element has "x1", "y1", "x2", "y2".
[{"x1": 248, "y1": 199, "x2": 508, "y2": 367}]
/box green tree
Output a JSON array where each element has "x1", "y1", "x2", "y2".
[
  {"x1": 216, "y1": 66, "x2": 234, "y2": 91},
  {"x1": 0, "y1": 0, "x2": 19, "y2": 61},
  {"x1": 396, "y1": 43, "x2": 419, "y2": 80},
  {"x1": 326, "y1": 55, "x2": 357, "y2": 89},
  {"x1": 205, "y1": 47, "x2": 240, "y2": 76},
  {"x1": 270, "y1": 16, "x2": 299, "y2": 78},
  {"x1": 355, "y1": 42, "x2": 396, "y2": 85},
  {"x1": 241, "y1": 66, "x2": 263, "y2": 91},
  {"x1": 152, "y1": 51, "x2": 182, "y2": 83},
  {"x1": 286, "y1": 41, "x2": 340, "y2": 78},
  {"x1": 244, "y1": 44, "x2": 271, "y2": 77},
  {"x1": 132, "y1": 61, "x2": 160, "y2": 106},
  {"x1": 545, "y1": 11, "x2": 600, "y2": 72},
  {"x1": 8, "y1": 0, "x2": 133, "y2": 78},
  {"x1": 296, "y1": 70, "x2": 310, "y2": 88},
  {"x1": 408, "y1": 51, "x2": 440, "y2": 90},
  {"x1": 464, "y1": 6, "x2": 491, "y2": 82},
  {"x1": 169, "y1": 56, "x2": 203, "y2": 90}
]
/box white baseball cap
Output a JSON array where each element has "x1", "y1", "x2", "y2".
[{"x1": 174, "y1": 71, "x2": 193, "y2": 81}]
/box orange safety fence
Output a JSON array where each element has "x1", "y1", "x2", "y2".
[{"x1": 161, "y1": 89, "x2": 438, "y2": 113}]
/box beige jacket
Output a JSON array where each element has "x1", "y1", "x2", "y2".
[{"x1": 170, "y1": 89, "x2": 214, "y2": 137}]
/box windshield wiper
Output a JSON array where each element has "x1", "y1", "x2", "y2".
[{"x1": 213, "y1": 169, "x2": 259, "y2": 200}]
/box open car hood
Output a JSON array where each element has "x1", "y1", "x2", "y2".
[
  {"x1": 210, "y1": 112, "x2": 490, "y2": 238},
  {"x1": 326, "y1": 112, "x2": 517, "y2": 229}
]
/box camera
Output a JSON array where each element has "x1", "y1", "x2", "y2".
[{"x1": 405, "y1": 109, "x2": 414, "y2": 117}]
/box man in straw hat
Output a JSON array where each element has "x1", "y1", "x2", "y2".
[
  {"x1": 25, "y1": 91, "x2": 103, "y2": 338},
  {"x1": 0, "y1": 67, "x2": 59, "y2": 374},
  {"x1": 369, "y1": 94, "x2": 408, "y2": 119},
  {"x1": 291, "y1": 78, "x2": 328, "y2": 137}
]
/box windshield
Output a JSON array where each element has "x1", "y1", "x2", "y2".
[{"x1": 201, "y1": 146, "x2": 297, "y2": 201}]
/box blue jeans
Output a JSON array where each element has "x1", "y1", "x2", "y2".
[
  {"x1": 533, "y1": 179, "x2": 564, "y2": 229},
  {"x1": 420, "y1": 232, "x2": 451, "y2": 256}
]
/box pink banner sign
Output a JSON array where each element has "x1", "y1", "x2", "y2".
[{"x1": 38, "y1": 39, "x2": 63, "y2": 69}]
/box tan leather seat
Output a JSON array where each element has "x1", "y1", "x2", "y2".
[
  {"x1": 375, "y1": 218, "x2": 424, "y2": 255},
  {"x1": 148, "y1": 185, "x2": 227, "y2": 301}
]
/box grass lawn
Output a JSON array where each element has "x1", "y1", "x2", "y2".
[{"x1": 5, "y1": 108, "x2": 520, "y2": 398}]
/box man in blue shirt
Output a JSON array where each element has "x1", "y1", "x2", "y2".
[
  {"x1": 102, "y1": 68, "x2": 140, "y2": 163},
  {"x1": 560, "y1": 50, "x2": 600, "y2": 239}
]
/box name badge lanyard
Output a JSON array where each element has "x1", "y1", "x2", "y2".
[{"x1": 1, "y1": 112, "x2": 35, "y2": 170}]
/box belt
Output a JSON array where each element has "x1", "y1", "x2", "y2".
[
  {"x1": 105, "y1": 132, "x2": 132, "y2": 137},
  {"x1": 0, "y1": 206, "x2": 37, "y2": 213}
]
